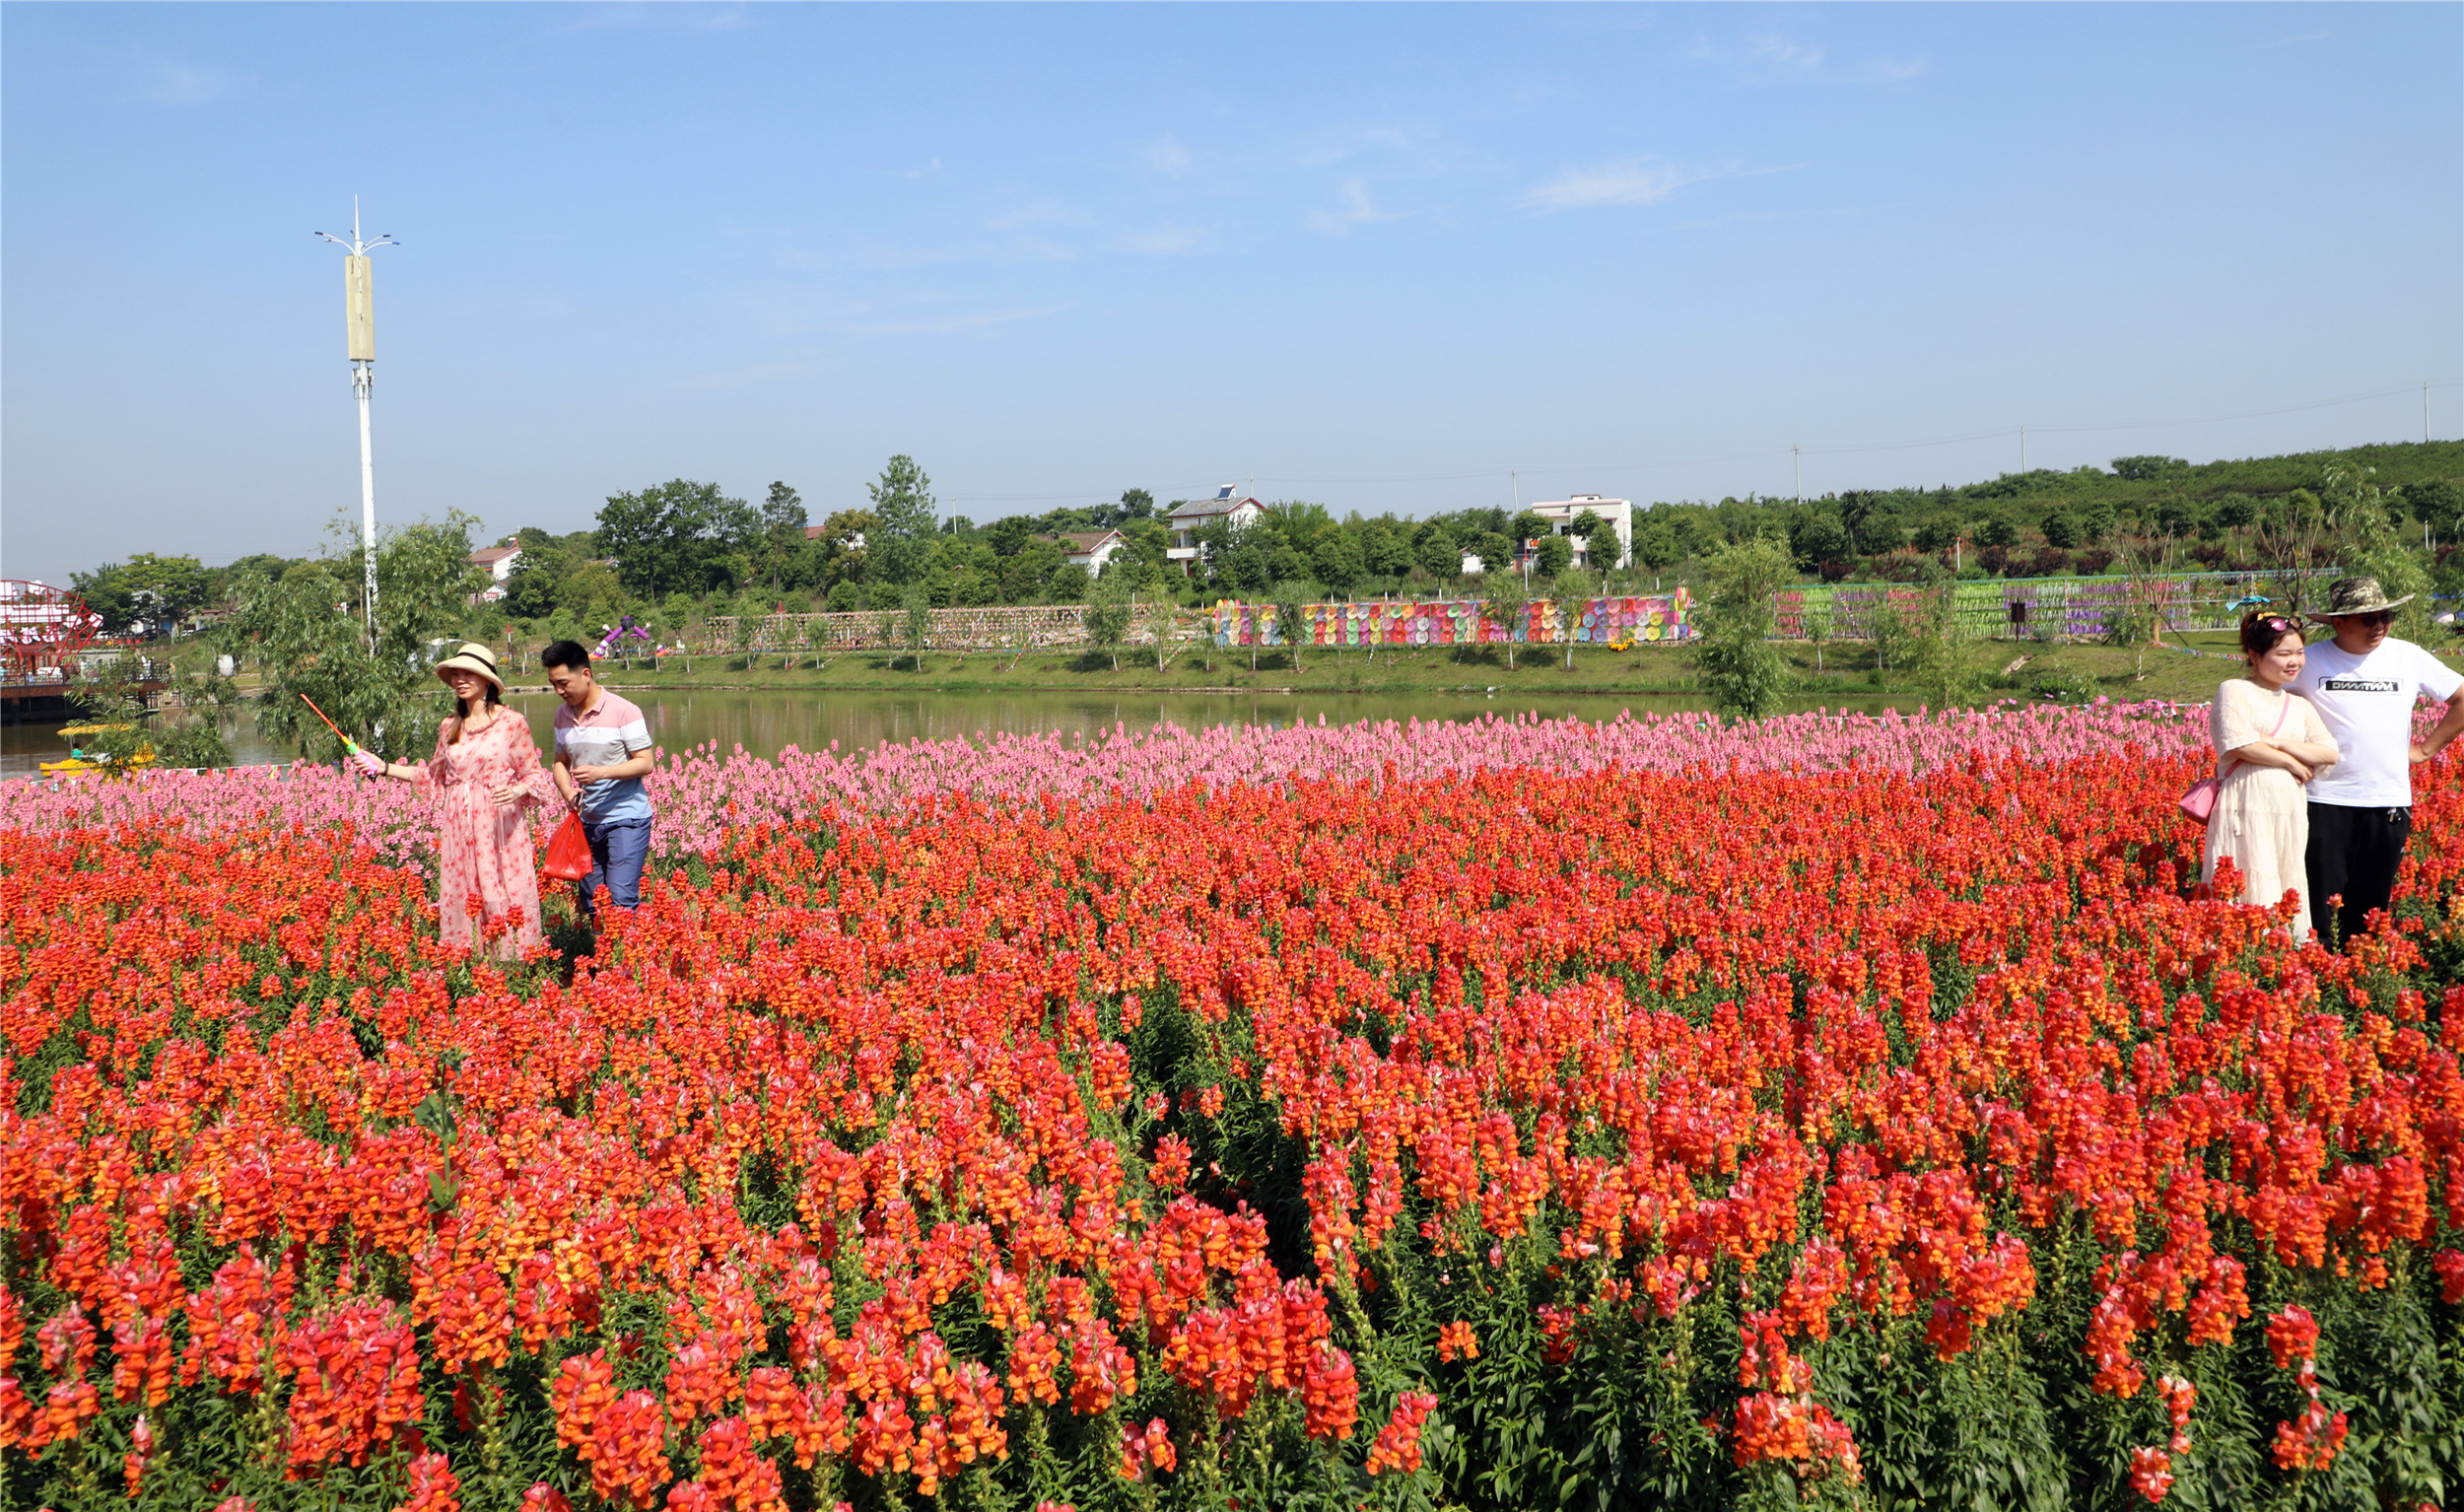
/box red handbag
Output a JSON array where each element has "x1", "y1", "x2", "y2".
[{"x1": 542, "y1": 811, "x2": 592, "y2": 882}]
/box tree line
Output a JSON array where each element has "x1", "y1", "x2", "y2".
[{"x1": 66, "y1": 441, "x2": 2464, "y2": 658}]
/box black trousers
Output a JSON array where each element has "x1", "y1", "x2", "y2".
[{"x1": 2306, "y1": 802, "x2": 2413, "y2": 945}]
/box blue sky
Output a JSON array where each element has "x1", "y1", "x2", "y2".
[{"x1": 4, "y1": 2, "x2": 2458, "y2": 584}]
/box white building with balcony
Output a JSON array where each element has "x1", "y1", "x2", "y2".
[
  {"x1": 1164, "y1": 486, "x2": 1265, "y2": 570},
  {"x1": 1526, "y1": 496, "x2": 1633, "y2": 570}
]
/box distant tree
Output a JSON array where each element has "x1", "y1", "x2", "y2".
[
  {"x1": 899, "y1": 585, "x2": 933, "y2": 670},
  {"x1": 865, "y1": 455, "x2": 938, "y2": 584},
  {"x1": 1973, "y1": 511, "x2": 2021, "y2": 550},
  {"x1": 1472, "y1": 531, "x2": 1515, "y2": 574},
  {"x1": 1363, "y1": 524, "x2": 1414, "y2": 581},
  {"x1": 2110, "y1": 455, "x2": 2189, "y2": 481},
  {"x1": 762, "y1": 481, "x2": 808, "y2": 541},
  {"x1": 1633, "y1": 521, "x2": 1681, "y2": 588},
  {"x1": 1311, "y1": 532, "x2": 1366, "y2": 597},
  {"x1": 1094, "y1": 489, "x2": 1155, "y2": 527},
  {"x1": 1553, "y1": 568, "x2": 1595, "y2": 670},
  {"x1": 2322, "y1": 461, "x2": 2432, "y2": 641},
  {"x1": 1788, "y1": 512, "x2": 1851, "y2": 574},
  {"x1": 2040, "y1": 512, "x2": 2083, "y2": 549},
  {"x1": 1686, "y1": 537, "x2": 1791, "y2": 721},
  {"x1": 1535, "y1": 534, "x2": 1574, "y2": 579},
  {"x1": 1084, "y1": 566, "x2": 1135, "y2": 671},
  {"x1": 1836, "y1": 492, "x2": 1882, "y2": 556},
  {"x1": 2406, "y1": 479, "x2": 2464, "y2": 539},
  {"x1": 1048, "y1": 563, "x2": 1091, "y2": 602},
  {"x1": 1570, "y1": 510, "x2": 1620, "y2": 568},
  {"x1": 1416, "y1": 528, "x2": 1461, "y2": 583},
  {"x1": 234, "y1": 514, "x2": 485, "y2": 765},
  {"x1": 72, "y1": 553, "x2": 212, "y2": 635},
  {"x1": 596, "y1": 480, "x2": 758, "y2": 598},
  {"x1": 1481, "y1": 575, "x2": 1532, "y2": 670},
  {"x1": 987, "y1": 515, "x2": 1038, "y2": 558},
  {"x1": 1270, "y1": 581, "x2": 1312, "y2": 673},
  {"x1": 1230, "y1": 539, "x2": 1272, "y2": 594},
  {"x1": 501, "y1": 558, "x2": 560, "y2": 619},
  {"x1": 1258, "y1": 500, "x2": 1336, "y2": 546}
]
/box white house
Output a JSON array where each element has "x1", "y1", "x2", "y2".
[
  {"x1": 1526, "y1": 496, "x2": 1633, "y2": 570},
  {"x1": 803, "y1": 524, "x2": 868, "y2": 552},
  {"x1": 1165, "y1": 486, "x2": 1266, "y2": 570},
  {"x1": 1046, "y1": 529, "x2": 1127, "y2": 574},
  {"x1": 469, "y1": 544, "x2": 522, "y2": 581},
  {"x1": 468, "y1": 544, "x2": 522, "y2": 604}
]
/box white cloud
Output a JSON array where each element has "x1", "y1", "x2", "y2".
[
  {"x1": 1745, "y1": 37, "x2": 1825, "y2": 72},
  {"x1": 1310, "y1": 178, "x2": 1394, "y2": 235},
  {"x1": 1523, "y1": 158, "x2": 1806, "y2": 212},
  {"x1": 1146, "y1": 137, "x2": 1191, "y2": 173},
  {"x1": 990, "y1": 199, "x2": 1077, "y2": 230},
  {"x1": 901, "y1": 158, "x2": 943, "y2": 180},
  {"x1": 1688, "y1": 34, "x2": 1922, "y2": 86},
  {"x1": 127, "y1": 55, "x2": 253, "y2": 105},
  {"x1": 1124, "y1": 226, "x2": 1206, "y2": 255},
  {"x1": 854, "y1": 304, "x2": 1069, "y2": 337},
  {"x1": 563, "y1": 5, "x2": 751, "y2": 34},
  {"x1": 1522, "y1": 160, "x2": 1710, "y2": 211}
]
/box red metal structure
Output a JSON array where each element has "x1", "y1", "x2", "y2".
[{"x1": 0, "y1": 581, "x2": 106, "y2": 693}]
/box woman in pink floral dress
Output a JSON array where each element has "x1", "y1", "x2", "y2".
[{"x1": 355, "y1": 643, "x2": 561, "y2": 954}]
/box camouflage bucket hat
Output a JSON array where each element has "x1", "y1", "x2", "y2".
[{"x1": 2309, "y1": 576, "x2": 2414, "y2": 620}]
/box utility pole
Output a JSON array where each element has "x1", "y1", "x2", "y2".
[
  {"x1": 2429, "y1": 380, "x2": 2434, "y2": 444},
  {"x1": 1792, "y1": 445, "x2": 1801, "y2": 504},
  {"x1": 2019, "y1": 424, "x2": 2027, "y2": 472},
  {"x1": 316, "y1": 199, "x2": 396, "y2": 653}
]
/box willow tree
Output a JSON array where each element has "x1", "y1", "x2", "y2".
[
  {"x1": 1686, "y1": 537, "x2": 1791, "y2": 721},
  {"x1": 233, "y1": 513, "x2": 487, "y2": 764}
]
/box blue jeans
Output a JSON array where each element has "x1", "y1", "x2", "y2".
[{"x1": 582, "y1": 816, "x2": 651, "y2": 916}]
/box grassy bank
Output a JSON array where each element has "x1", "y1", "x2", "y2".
[{"x1": 465, "y1": 632, "x2": 2298, "y2": 707}]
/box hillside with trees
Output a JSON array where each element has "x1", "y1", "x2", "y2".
[{"x1": 83, "y1": 440, "x2": 2464, "y2": 653}]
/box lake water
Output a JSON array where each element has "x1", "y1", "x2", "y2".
[{"x1": 0, "y1": 685, "x2": 1915, "y2": 778}]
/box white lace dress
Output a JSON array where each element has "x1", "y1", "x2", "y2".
[{"x1": 2201, "y1": 679, "x2": 2336, "y2": 940}]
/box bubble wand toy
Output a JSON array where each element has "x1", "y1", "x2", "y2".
[{"x1": 298, "y1": 694, "x2": 369, "y2": 766}]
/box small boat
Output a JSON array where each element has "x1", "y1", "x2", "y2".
[{"x1": 40, "y1": 722, "x2": 157, "y2": 776}]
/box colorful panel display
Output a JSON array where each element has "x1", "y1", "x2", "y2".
[{"x1": 1209, "y1": 592, "x2": 1693, "y2": 647}]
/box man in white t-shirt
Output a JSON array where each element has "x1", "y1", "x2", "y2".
[{"x1": 2290, "y1": 576, "x2": 2464, "y2": 945}]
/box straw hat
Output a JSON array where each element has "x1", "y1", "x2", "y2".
[
  {"x1": 432, "y1": 642, "x2": 506, "y2": 693},
  {"x1": 2308, "y1": 576, "x2": 2414, "y2": 620}
]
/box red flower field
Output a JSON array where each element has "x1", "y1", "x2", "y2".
[{"x1": 2, "y1": 739, "x2": 2460, "y2": 1510}]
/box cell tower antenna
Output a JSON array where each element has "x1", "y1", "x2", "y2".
[{"x1": 314, "y1": 197, "x2": 398, "y2": 653}]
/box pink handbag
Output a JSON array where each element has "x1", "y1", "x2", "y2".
[{"x1": 2179, "y1": 690, "x2": 2291, "y2": 826}]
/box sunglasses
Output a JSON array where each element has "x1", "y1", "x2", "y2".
[{"x1": 2335, "y1": 611, "x2": 2396, "y2": 627}]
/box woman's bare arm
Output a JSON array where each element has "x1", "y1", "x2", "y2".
[
  {"x1": 2226, "y1": 739, "x2": 2314, "y2": 782},
  {"x1": 2273, "y1": 737, "x2": 2337, "y2": 769}
]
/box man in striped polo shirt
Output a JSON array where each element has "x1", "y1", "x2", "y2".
[{"x1": 541, "y1": 640, "x2": 657, "y2": 915}]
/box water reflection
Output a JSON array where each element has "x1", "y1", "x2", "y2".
[{"x1": 2, "y1": 685, "x2": 1916, "y2": 776}]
